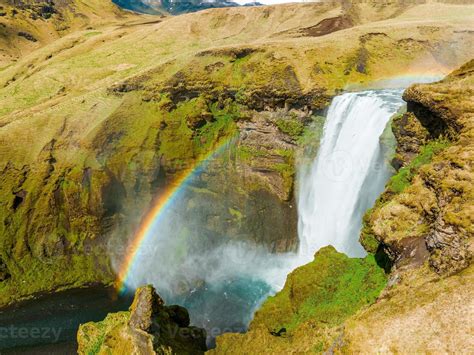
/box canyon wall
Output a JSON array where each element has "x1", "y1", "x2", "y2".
[{"x1": 1, "y1": 0, "x2": 473, "y2": 306}]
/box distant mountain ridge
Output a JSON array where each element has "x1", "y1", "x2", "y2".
[{"x1": 113, "y1": 0, "x2": 262, "y2": 15}]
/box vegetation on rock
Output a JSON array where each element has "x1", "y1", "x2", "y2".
[
  {"x1": 350, "y1": 60, "x2": 474, "y2": 352},
  {"x1": 212, "y1": 246, "x2": 387, "y2": 353},
  {"x1": 77, "y1": 285, "x2": 207, "y2": 354},
  {"x1": 275, "y1": 117, "x2": 305, "y2": 139},
  {"x1": 252, "y1": 247, "x2": 386, "y2": 333},
  {"x1": 212, "y1": 59, "x2": 474, "y2": 354},
  {"x1": 361, "y1": 59, "x2": 474, "y2": 275},
  {"x1": 387, "y1": 138, "x2": 450, "y2": 194}
]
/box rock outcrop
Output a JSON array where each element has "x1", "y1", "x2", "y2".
[
  {"x1": 362, "y1": 59, "x2": 474, "y2": 276},
  {"x1": 77, "y1": 285, "x2": 207, "y2": 354}
]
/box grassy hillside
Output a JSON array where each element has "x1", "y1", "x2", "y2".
[
  {"x1": 0, "y1": 0, "x2": 147, "y2": 66},
  {"x1": 2, "y1": 1, "x2": 472, "y2": 164}
]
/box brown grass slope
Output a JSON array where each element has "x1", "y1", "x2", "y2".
[{"x1": 0, "y1": 0, "x2": 148, "y2": 66}]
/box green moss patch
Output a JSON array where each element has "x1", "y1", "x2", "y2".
[
  {"x1": 0, "y1": 253, "x2": 113, "y2": 306},
  {"x1": 214, "y1": 247, "x2": 387, "y2": 353},
  {"x1": 276, "y1": 117, "x2": 304, "y2": 139},
  {"x1": 193, "y1": 100, "x2": 240, "y2": 152},
  {"x1": 252, "y1": 246, "x2": 387, "y2": 334},
  {"x1": 78, "y1": 311, "x2": 130, "y2": 355},
  {"x1": 387, "y1": 139, "x2": 450, "y2": 194},
  {"x1": 360, "y1": 138, "x2": 451, "y2": 255},
  {"x1": 359, "y1": 218, "x2": 380, "y2": 254}
]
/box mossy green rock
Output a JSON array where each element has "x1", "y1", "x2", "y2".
[
  {"x1": 361, "y1": 60, "x2": 474, "y2": 275},
  {"x1": 77, "y1": 285, "x2": 207, "y2": 355},
  {"x1": 252, "y1": 246, "x2": 386, "y2": 332},
  {"x1": 212, "y1": 246, "x2": 387, "y2": 353}
]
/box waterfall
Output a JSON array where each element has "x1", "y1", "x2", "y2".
[{"x1": 297, "y1": 90, "x2": 404, "y2": 262}]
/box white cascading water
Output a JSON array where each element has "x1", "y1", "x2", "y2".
[{"x1": 297, "y1": 89, "x2": 404, "y2": 262}]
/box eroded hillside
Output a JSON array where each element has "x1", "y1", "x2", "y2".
[{"x1": 0, "y1": 0, "x2": 150, "y2": 65}]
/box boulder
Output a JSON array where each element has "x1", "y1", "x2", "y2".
[{"x1": 77, "y1": 285, "x2": 207, "y2": 354}]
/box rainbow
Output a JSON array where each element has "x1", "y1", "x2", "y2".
[
  {"x1": 346, "y1": 69, "x2": 451, "y2": 91},
  {"x1": 115, "y1": 133, "x2": 239, "y2": 294}
]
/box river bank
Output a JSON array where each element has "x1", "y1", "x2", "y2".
[{"x1": 0, "y1": 287, "x2": 132, "y2": 352}]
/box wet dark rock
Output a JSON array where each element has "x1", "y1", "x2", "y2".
[
  {"x1": 0, "y1": 259, "x2": 10, "y2": 281},
  {"x1": 167, "y1": 305, "x2": 191, "y2": 327},
  {"x1": 129, "y1": 285, "x2": 164, "y2": 332}
]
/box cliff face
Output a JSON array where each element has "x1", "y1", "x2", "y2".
[
  {"x1": 212, "y1": 60, "x2": 474, "y2": 354},
  {"x1": 1, "y1": 1, "x2": 473, "y2": 306},
  {"x1": 362, "y1": 59, "x2": 474, "y2": 276},
  {"x1": 343, "y1": 60, "x2": 473, "y2": 353}
]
